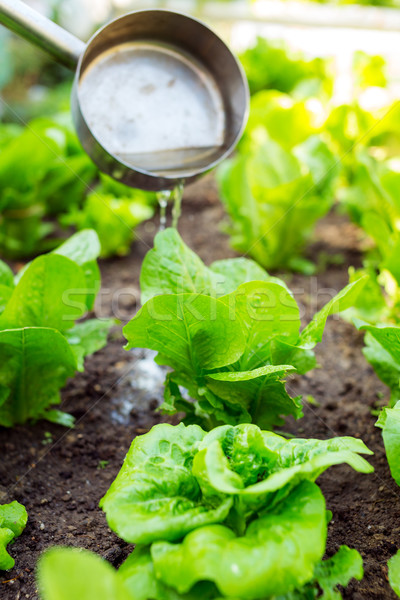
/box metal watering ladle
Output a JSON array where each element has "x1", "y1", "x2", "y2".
[{"x1": 0, "y1": 0, "x2": 249, "y2": 191}]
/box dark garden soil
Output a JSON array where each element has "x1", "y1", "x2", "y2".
[{"x1": 1, "y1": 176, "x2": 399, "y2": 599}]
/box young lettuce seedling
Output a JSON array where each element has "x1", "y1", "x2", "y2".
[
  {"x1": 124, "y1": 229, "x2": 367, "y2": 430},
  {"x1": 0, "y1": 230, "x2": 114, "y2": 427}
]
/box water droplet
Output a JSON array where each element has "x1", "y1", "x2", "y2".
[
  {"x1": 156, "y1": 181, "x2": 185, "y2": 232},
  {"x1": 156, "y1": 189, "x2": 173, "y2": 232},
  {"x1": 172, "y1": 181, "x2": 184, "y2": 229}
]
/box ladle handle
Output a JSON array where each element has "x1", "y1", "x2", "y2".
[{"x1": 0, "y1": 0, "x2": 85, "y2": 70}]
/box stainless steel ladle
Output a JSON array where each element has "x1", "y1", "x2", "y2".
[{"x1": 0, "y1": 1, "x2": 249, "y2": 191}]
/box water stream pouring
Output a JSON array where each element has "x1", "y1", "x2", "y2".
[{"x1": 0, "y1": 1, "x2": 249, "y2": 191}]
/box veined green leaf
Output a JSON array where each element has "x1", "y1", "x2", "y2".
[
  {"x1": 358, "y1": 324, "x2": 400, "y2": 364},
  {"x1": 140, "y1": 228, "x2": 272, "y2": 305},
  {"x1": 119, "y1": 546, "x2": 217, "y2": 600},
  {"x1": 151, "y1": 481, "x2": 327, "y2": 599},
  {"x1": 217, "y1": 131, "x2": 334, "y2": 273},
  {"x1": 0, "y1": 284, "x2": 13, "y2": 316},
  {"x1": 220, "y1": 281, "x2": 300, "y2": 370},
  {"x1": 52, "y1": 229, "x2": 102, "y2": 311},
  {"x1": 123, "y1": 293, "x2": 245, "y2": 374},
  {"x1": 207, "y1": 364, "x2": 295, "y2": 382},
  {"x1": 278, "y1": 546, "x2": 363, "y2": 600},
  {"x1": 193, "y1": 424, "x2": 372, "y2": 511},
  {"x1": 0, "y1": 327, "x2": 77, "y2": 426},
  {"x1": 65, "y1": 318, "x2": 115, "y2": 371},
  {"x1": 205, "y1": 368, "x2": 301, "y2": 430},
  {"x1": 312, "y1": 546, "x2": 363, "y2": 599},
  {"x1": 14, "y1": 230, "x2": 102, "y2": 311},
  {"x1": 100, "y1": 423, "x2": 232, "y2": 545},
  {"x1": 299, "y1": 277, "x2": 368, "y2": 349},
  {"x1": 53, "y1": 229, "x2": 101, "y2": 264},
  {"x1": 0, "y1": 255, "x2": 87, "y2": 332}
]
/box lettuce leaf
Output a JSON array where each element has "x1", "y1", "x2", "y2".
[
  {"x1": 65, "y1": 319, "x2": 115, "y2": 372},
  {"x1": 357, "y1": 322, "x2": 400, "y2": 403},
  {"x1": 0, "y1": 328, "x2": 77, "y2": 426},
  {"x1": 52, "y1": 228, "x2": 101, "y2": 311},
  {"x1": 278, "y1": 545, "x2": 363, "y2": 599},
  {"x1": 0, "y1": 501, "x2": 28, "y2": 570},
  {"x1": 355, "y1": 324, "x2": 400, "y2": 486},
  {"x1": 119, "y1": 546, "x2": 217, "y2": 600},
  {"x1": 140, "y1": 228, "x2": 273, "y2": 305},
  {"x1": 151, "y1": 481, "x2": 326, "y2": 599},
  {"x1": 388, "y1": 550, "x2": 400, "y2": 598},
  {"x1": 0, "y1": 255, "x2": 87, "y2": 332},
  {"x1": 0, "y1": 117, "x2": 96, "y2": 259},
  {"x1": 376, "y1": 401, "x2": 400, "y2": 485},
  {"x1": 100, "y1": 423, "x2": 232, "y2": 545},
  {"x1": 0, "y1": 261, "x2": 14, "y2": 289},
  {"x1": 125, "y1": 293, "x2": 246, "y2": 374},
  {"x1": 38, "y1": 548, "x2": 128, "y2": 600},
  {"x1": 193, "y1": 425, "x2": 373, "y2": 516}
]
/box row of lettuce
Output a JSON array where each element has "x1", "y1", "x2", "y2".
[
  {"x1": 0, "y1": 227, "x2": 399, "y2": 597},
  {"x1": 0, "y1": 39, "x2": 395, "y2": 265},
  {"x1": 2, "y1": 37, "x2": 400, "y2": 599}
]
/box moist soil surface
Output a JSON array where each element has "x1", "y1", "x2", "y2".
[{"x1": 1, "y1": 176, "x2": 399, "y2": 599}]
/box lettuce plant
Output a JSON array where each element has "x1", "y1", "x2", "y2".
[
  {"x1": 356, "y1": 322, "x2": 400, "y2": 485},
  {"x1": 98, "y1": 422, "x2": 370, "y2": 598},
  {"x1": 38, "y1": 416, "x2": 370, "y2": 598},
  {"x1": 124, "y1": 229, "x2": 366, "y2": 429},
  {"x1": 338, "y1": 154, "x2": 400, "y2": 323},
  {"x1": 0, "y1": 501, "x2": 28, "y2": 570},
  {"x1": 357, "y1": 322, "x2": 400, "y2": 405},
  {"x1": 239, "y1": 37, "x2": 332, "y2": 98},
  {"x1": 217, "y1": 94, "x2": 338, "y2": 273},
  {"x1": 0, "y1": 116, "x2": 96, "y2": 258},
  {"x1": 37, "y1": 543, "x2": 363, "y2": 600},
  {"x1": 61, "y1": 175, "x2": 155, "y2": 258},
  {"x1": 0, "y1": 230, "x2": 113, "y2": 426},
  {"x1": 100, "y1": 422, "x2": 372, "y2": 545}
]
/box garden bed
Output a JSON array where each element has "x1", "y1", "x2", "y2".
[{"x1": 0, "y1": 176, "x2": 398, "y2": 599}]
